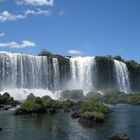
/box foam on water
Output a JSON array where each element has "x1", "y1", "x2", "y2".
[{"x1": 0, "y1": 88, "x2": 57, "y2": 100}]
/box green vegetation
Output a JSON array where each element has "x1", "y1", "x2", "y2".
[
  {"x1": 89, "y1": 89, "x2": 140, "y2": 105},
  {"x1": 82, "y1": 111, "x2": 105, "y2": 120},
  {"x1": 95, "y1": 55, "x2": 125, "y2": 62},
  {"x1": 103, "y1": 89, "x2": 126, "y2": 104},
  {"x1": 80, "y1": 100, "x2": 109, "y2": 114},
  {"x1": 0, "y1": 93, "x2": 14, "y2": 104},
  {"x1": 79, "y1": 98, "x2": 109, "y2": 121},
  {"x1": 21, "y1": 94, "x2": 43, "y2": 113},
  {"x1": 38, "y1": 49, "x2": 54, "y2": 57},
  {"x1": 17, "y1": 93, "x2": 110, "y2": 123},
  {"x1": 19, "y1": 94, "x2": 76, "y2": 114},
  {"x1": 84, "y1": 89, "x2": 140, "y2": 106}
]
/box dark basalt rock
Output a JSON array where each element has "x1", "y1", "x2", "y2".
[
  {"x1": 0, "y1": 127, "x2": 3, "y2": 131},
  {"x1": 0, "y1": 105, "x2": 4, "y2": 108},
  {"x1": 71, "y1": 111, "x2": 80, "y2": 118},
  {"x1": 47, "y1": 108, "x2": 57, "y2": 114},
  {"x1": 14, "y1": 108, "x2": 29, "y2": 115},
  {"x1": 10, "y1": 100, "x2": 20, "y2": 107},
  {"x1": 61, "y1": 90, "x2": 84, "y2": 100},
  {"x1": 81, "y1": 116, "x2": 104, "y2": 123},
  {"x1": 109, "y1": 134, "x2": 129, "y2": 140},
  {"x1": 4, "y1": 106, "x2": 11, "y2": 110},
  {"x1": 14, "y1": 108, "x2": 46, "y2": 115}
]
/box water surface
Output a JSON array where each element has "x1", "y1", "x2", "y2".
[{"x1": 0, "y1": 104, "x2": 140, "y2": 140}]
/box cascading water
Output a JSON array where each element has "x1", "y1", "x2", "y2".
[
  {"x1": 0, "y1": 52, "x2": 60, "y2": 99},
  {"x1": 69, "y1": 57, "x2": 96, "y2": 92},
  {"x1": 113, "y1": 60, "x2": 130, "y2": 93},
  {"x1": 0, "y1": 51, "x2": 132, "y2": 100},
  {"x1": 52, "y1": 58, "x2": 60, "y2": 91}
]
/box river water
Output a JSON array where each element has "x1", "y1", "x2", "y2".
[{"x1": 0, "y1": 104, "x2": 139, "y2": 140}]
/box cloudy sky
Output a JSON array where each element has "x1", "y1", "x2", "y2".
[{"x1": 0, "y1": 0, "x2": 140, "y2": 62}]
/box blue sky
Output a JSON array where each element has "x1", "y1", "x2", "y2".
[{"x1": 0, "y1": 0, "x2": 140, "y2": 62}]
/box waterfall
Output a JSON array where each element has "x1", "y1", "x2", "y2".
[
  {"x1": 0, "y1": 52, "x2": 60, "y2": 96},
  {"x1": 0, "y1": 51, "x2": 133, "y2": 99},
  {"x1": 52, "y1": 58, "x2": 60, "y2": 91},
  {"x1": 113, "y1": 60, "x2": 130, "y2": 93},
  {"x1": 69, "y1": 57, "x2": 96, "y2": 92}
]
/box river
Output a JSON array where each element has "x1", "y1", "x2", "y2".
[{"x1": 0, "y1": 104, "x2": 139, "y2": 140}]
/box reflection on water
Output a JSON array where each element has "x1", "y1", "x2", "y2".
[{"x1": 0, "y1": 104, "x2": 140, "y2": 140}]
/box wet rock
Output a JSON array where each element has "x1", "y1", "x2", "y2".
[
  {"x1": 11, "y1": 100, "x2": 20, "y2": 107},
  {"x1": 71, "y1": 111, "x2": 80, "y2": 118},
  {"x1": 0, "y1": 105, "x2": 4, "y2": 108},
  {"x1": 4, "y1": 106, "x2": 11, "y2": 110},
  {"x1": 47, "y1": 108, "x2": 57, "y2": 114},
  {"x1": 109, "y1": 134, "x2": 129, "y2": 140},
  {"x1": 0, "y1": 127, "x2": 3, "y2": 131},
  {"x1": 61, "y1": 90, "x2": 84, "y2": 100},
  {"x1": 14, "y1": 108, "x2": 28, "y2": 115}
]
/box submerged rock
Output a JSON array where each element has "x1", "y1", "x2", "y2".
[
  {"x1": 71, "y1": 111, "x2": 81, "y2": 118},
  {"x1": 0, "y1": 127, "x2": 3, "y2": 131},
  {"x1": 14, "y1": 108, "x2": 28, "y2": 115},
  {"x1": 109, "y1": 134, "x2": 129, "y2": 140}
]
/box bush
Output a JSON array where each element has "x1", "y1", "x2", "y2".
[
  {"x1": 21, "y1": 93, "x2": 44, "y2": 113},
  {"x1": 82, "y1": 111, "x2": 105, "y2": 120},
  {"x1": 20, "y1": 94, "x2": 76, "y2": 114},
  {"x1": 80, "y1": 100, "x2": 109, "y2": 114},
  {"x1": 21, "y1": 100, "x2": 42, "y2": 112},
  {"x1": 62, "y1": 99, "x2": 75, "y2": 107},
  {"x1": 38, "y1": 49, "x2": 53, "y2": 57},
  {"x1": 103, "y1": 89, "x2": 125, "y2": 104},
  {"x1": 0, "y1": 92, "x2": 14, "y2": 104},
  {"x1": 27, "y1": 93, "x2": 35, "y2": 101}
]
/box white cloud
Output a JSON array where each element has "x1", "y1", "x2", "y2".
[
  {"x1": 67, "y1": 50, "x2": 82, "y2": 55},
  {"x1": 0, "y1": 33, "x2": 5, "y2": 37},
  {"x1": 16, "y1": 0, "x2": 54, "y2": 6},
  {"x1": 0, "y1": 9, "x2": 51, "y2": 22},
  {"x1": 0, "y1": 11, "x2": 24, "y2": 22},
  {"x1": 59, "y1": 10, "x2": 64, "y2": 16},
  {"x1": 25, "y1": 9, "x2": 50, "y2": 15},
  {"x1": 0, "y1": 40, "x2": 36, "y2": 48}
]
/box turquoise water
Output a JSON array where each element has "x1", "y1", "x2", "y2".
[{"x1": 0, "y1": 104, "x2": 140, "y2": 140}]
